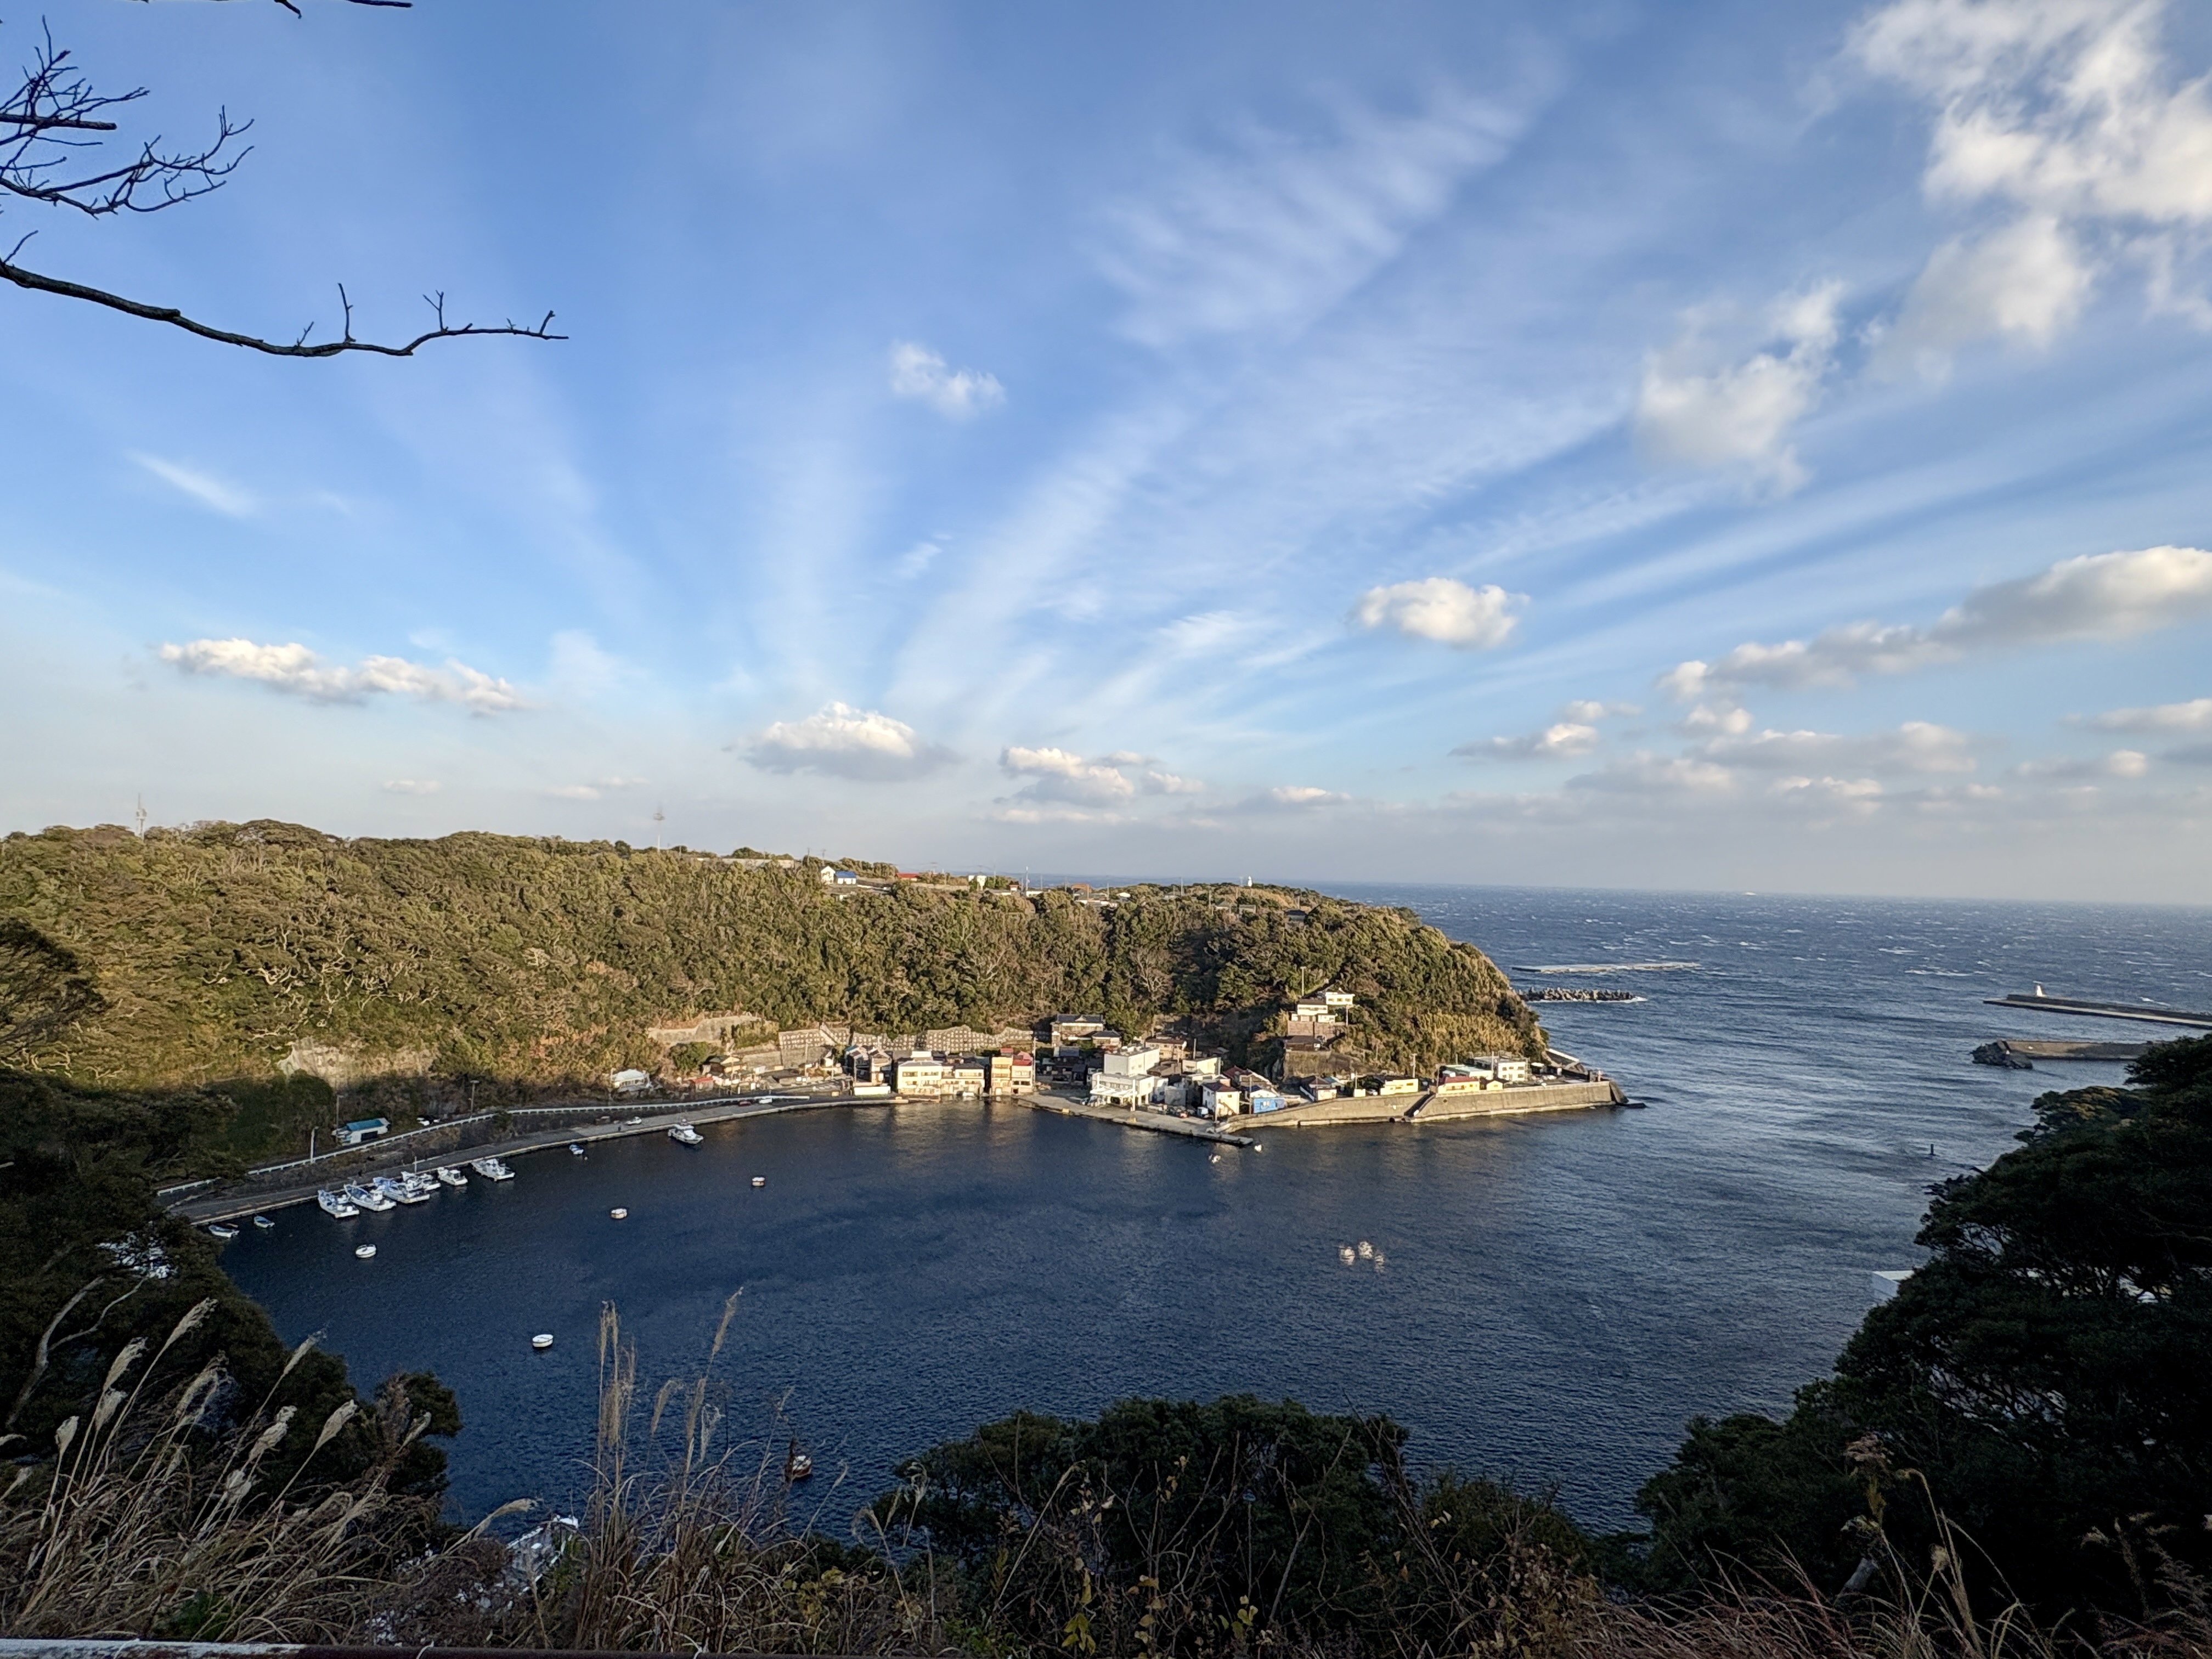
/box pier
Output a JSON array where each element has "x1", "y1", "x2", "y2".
[{"x1": 1972, "y1": 1038, "x2": 2148, "y2": 1068}]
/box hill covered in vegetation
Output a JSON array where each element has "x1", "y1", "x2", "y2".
[{"x1": 0, "y1": 821, "x2": 1540, "y2": 1154}]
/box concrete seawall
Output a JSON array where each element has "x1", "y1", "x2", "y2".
[{"x1": 1238, "y1": 1077, "x2": 1622, "y2": 1130}]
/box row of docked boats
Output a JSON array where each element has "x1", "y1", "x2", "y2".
[{"x1": 314, "y1": 1157, "x2": 514, "y2": 1220}]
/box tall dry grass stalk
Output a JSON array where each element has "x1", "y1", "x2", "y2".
[
  {"x1": 0, "y1": 1297, "x2": 438, "y2": 1639},
  {"x1": 462, "y1": 1297, "x2": 953, "y2": 1655},
  {"x1": 8, "y1": 1297, "x2": 2208, "y2": 1657}
]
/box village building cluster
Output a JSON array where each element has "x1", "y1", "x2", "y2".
[{"x1": 625, "y1": 984, "x2": 1559, "y2": 1116}]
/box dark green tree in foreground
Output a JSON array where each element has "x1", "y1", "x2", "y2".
[{"x1": 1634, "y1": 1034, "x2": 2212, "y2": 1619}]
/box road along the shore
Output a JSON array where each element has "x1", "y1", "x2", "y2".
[{"x1": 170, "y1": 1091, "x2": 869, "y2": 1224}]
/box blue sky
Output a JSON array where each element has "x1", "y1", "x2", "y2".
[{"x1": 4, "y1": 0, "x2": 2211, "y2": 900}]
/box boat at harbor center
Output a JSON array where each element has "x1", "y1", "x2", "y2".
[
  {"x1": 317, "y1": 1188, "x2": 360, "y2": 1218},
  {"x1": 669, "y1": 1122, "x2": 703, "y2": 1146},
  {"x1": 344, "y1": 1181, "x2": 395, "y2": 1212},
  {"x1": 751, "y1": 1175, "x2": 766, "y2": 1188},
  {"x1": 531, "y1": 1333, "x2": 554, "y2": 1350},
  {"x1": 374, "y1": 1174, "x2": 436, "y2": 1205},
  {"x1": 354, "y1": 1244, "x2": 376, "y2": 1259},
  {"x1": 610, "y1": 1207, "x2": 628, "y2": 1219}
]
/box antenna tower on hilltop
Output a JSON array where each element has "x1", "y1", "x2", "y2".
[
  {"x1": 653, "y1": 804, "x2": 666, "y2": 850},
  {"x1": 134, "y1": 795, "x2": 148, "y2": 838}
]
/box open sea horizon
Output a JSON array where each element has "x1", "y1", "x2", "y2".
[{"x1": 219, "y1": 883, "x2": 2211, "y2": 1536}]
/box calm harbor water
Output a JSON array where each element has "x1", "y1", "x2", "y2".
[{"x1": 220, "y1": 886, "x2": 2210, "y2": 1535}]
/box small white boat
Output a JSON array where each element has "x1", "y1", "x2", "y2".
[
  {"x1": 355, "y1": 1244, "x2": 377, "y2": 1259},
  {"x1": 669, "y1": 1122, "x2": 702, "y2": 1146},
  {"x1": 1209, "y1": 1154, "x2": 1222, "y2": 1164},
  {"x1": 610, "y1": 1207, "x2": 628, "y2": 1220},
  {"x1": 435, "y1": 1166, "x2": 467, "y2": 1187},
  {"x1": 374, "y1": 1175, "x2": 435, "y2": 1206},
  {"x1": 317, "y1": 1188, "x2": 360, "y2": 1218},
  {"x1": 1371, "y1": 1248, "x2": 1388, "y2": 1268},
  {"x1": 252, "y1": 1214, "x2": 274, "y2": 1230},
  {"x1": 1339, "y1": 1244, "x2": 1357, "y2": 1265},
  {"x1": 531, "y1": 1333, "x2": 554, "y2": 1351},
  {"x1": 345, "y1": 1182, "x2": 395, "y2": 1212},
  {"x1": 470, "y1": 1158, "x2": 515, "y2": 1182},
  {"x1": 206, "y1": 1222, "x2": 239, "y2": 1240},
  {"x1": 568, "y1": 1142, "x2": 587, "y2": 1156},
  {"x1": 751, "y1": 1176, "x2": 766, "y2": 1189},
  {"x1": 1357, "y1": 1240, "x2": 1373, "y2": 1260}
]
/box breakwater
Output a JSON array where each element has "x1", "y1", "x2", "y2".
[
  {"x1": 1972, "y1": 1038, "x2": 2148, "y2": 1069},
  {"x1": 1984, "y1": 991, "x2": 2212, "y2": 1030},
  {"x1": 1520, "y1": 986, "x2": 1642, "y2": 1002}
]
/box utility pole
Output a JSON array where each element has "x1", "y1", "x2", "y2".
[
  {"x1": 134, "y1": 795, "x2": 147, "y2": 838},
  {"x1": 653, "y1": 804, "x2": 666, "y2": 851}
]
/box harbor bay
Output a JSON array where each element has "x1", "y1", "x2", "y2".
[{"x1": 218, "y1": 884, "x2": 2211, "y2": 1534}]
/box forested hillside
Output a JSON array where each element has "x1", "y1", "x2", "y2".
[{"x1": 0, "y1": 820, "x2": 1539, "y2": 1116}]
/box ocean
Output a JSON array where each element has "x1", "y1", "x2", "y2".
[{"x1": 218, "y1": 885, "x2": 2210, "y2": 1534}]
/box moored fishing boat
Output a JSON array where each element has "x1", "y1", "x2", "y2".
[
  {"x1": 317, "y1": 1188, "x2": 360, "y2": 1218},
  {"x1": 355, "y1": 1244, "x2": 376, "y2": 1259},
  {"x1": 206, "y1": 1222, "x2": 239, "y2": 1240},
  {"x1": 669, "y1": 1122, "x2": 703, "y2": 1146},
  {"x1": 436, "y1": 1166, "x2": 468, "y2": 1187},
  {"x1": 252, "y1": 1214, "x2": 274, "y2": 1229},
  {"x1": 470, "y1": 1157, "x2": 515, "y2": 1181},
  {"x1": 345, "y1": 1181, "x2": 394, "y2": 1212}
]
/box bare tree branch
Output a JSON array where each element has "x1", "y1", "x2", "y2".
[
  {"x1": 1, "y1": 7, "x2": 561, "y2": 358},
  {"x1": 0, "y1": 254, "x2": 563, "y2": 354}
]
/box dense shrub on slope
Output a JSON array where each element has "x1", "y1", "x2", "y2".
[
  {"x1": 0, "y1": 821, "x2": 1538, "y2": 1106},
  {"x1": 1632, "y1": 1034, "x2": 2212, "y2": 1621}
]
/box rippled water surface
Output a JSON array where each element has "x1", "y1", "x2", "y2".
[{"x1": 221, "y1": 887, "x2": 2210, "y2": 1532}]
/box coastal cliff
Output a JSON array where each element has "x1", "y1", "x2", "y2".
[{"x1": 0, "y1": 821, "x2": 1539, "y2": 1145}]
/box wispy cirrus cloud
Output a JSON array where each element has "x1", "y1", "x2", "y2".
[
  {"x1": 132, "y1": 454, "x2": 258, "y2": 517},
  {"x1": 160, "y1": 638, "x2": 530, "y2": 713},
  {"x1": 743, "y1": 702, "x2": 956, "y2": 781},
  {"x1": 381, "y1": 778, "x2": 441, "y2": 795},
  {"x1": 1093, "y1": 88, "x2": 1525, "y2": 349},
  {"x1": 1661, "y1": 546, "x2": 2212, "y2": 700}
]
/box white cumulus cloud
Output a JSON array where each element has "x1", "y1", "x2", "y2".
[
  {"x1": 744, "y1": 702, "x2": 956, "y2": 781},
  {"x1": 1854, "y1": 0, "x2": 2212, "y2": 349},
  {"x1": 381, "y1": 779, "x2": 440, "y2": 795},
  {"x1": 1871, "y1": 213, "x2": 2098, "y2": 380},
  {"x1": 1352, "y1": 577, "x2": 1523, "y2": 650},
  {"x1": 160, "y1": 638, "x2": 529, "y2": 714},
  {"x1": 2083, "y1": 695, "x2": 2212, "y2": 732},
  {"x1": 888, "y1": 341, "x2": 1005, "y2": 420},
  {"x1": 1454, "y1": 722, "x2": 1602, "y2": 761},
  {"x1": 2013, "y1": 749, "x2": 2152, "y2": 780},
  {"x1": 1698, "y1": 721, "x2": 1980, "y2": 774},
  {"x1": 1634, "y1": 284, "x2": 1844, "y2": 494},
  {"x1": 1660, "y1": 545, "x2": 2212, "y2": 698},
  {"x1": 1566, "y1": 753, "x2": 1736, "y2": 795},
  {"x1": 1561, "y1": 699, "x2": 1641, "y2": 721},
  {"x1": 1000, "y1": 746, "x2": 1138, "y2": 805}
]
